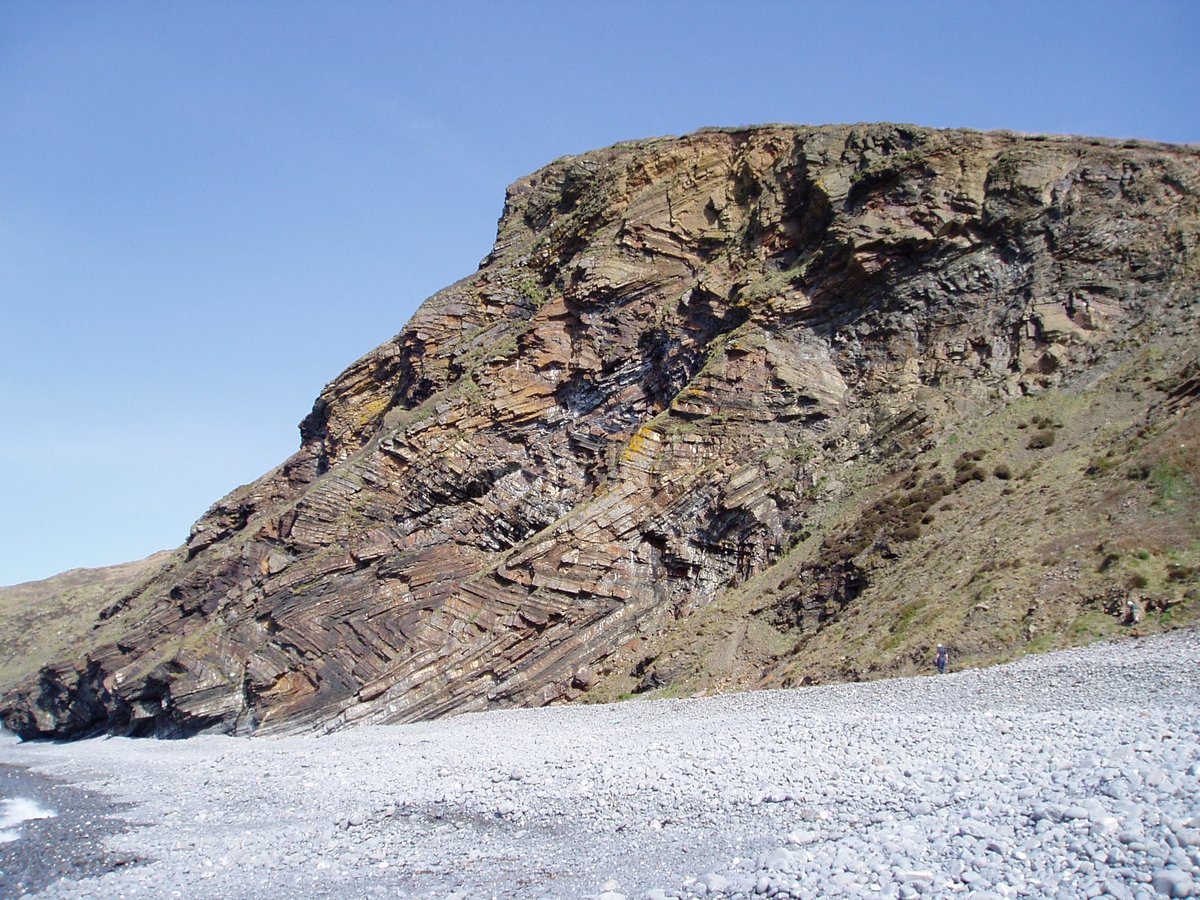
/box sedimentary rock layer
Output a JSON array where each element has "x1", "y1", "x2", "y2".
[{"x1": 3, "y1": 124, "x2": 1198, "y2": 738}]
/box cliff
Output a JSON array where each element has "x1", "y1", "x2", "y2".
[{"x1": 3, "y1": 124, "x2": 1198, "y2": 739}]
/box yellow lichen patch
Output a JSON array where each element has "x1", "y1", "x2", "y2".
[
  {"x1": 622, "y1": 423, "x2": 661, "y2": 463},
  {"x1": 355, "y1": 396, "x2": 390, "y2": 429}
]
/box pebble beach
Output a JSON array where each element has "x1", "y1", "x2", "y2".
[{"x1": 2, "y1": 630, "x2": 1197, "y2": 899}]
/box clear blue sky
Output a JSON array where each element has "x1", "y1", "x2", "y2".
[{"x1": 1, "y1": 1, "x2": 1197, "y2": 586}]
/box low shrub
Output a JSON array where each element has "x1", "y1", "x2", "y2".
[
  {"x1": 954, "y1": 465, "x2": 987, "y2": 486},
  {"x1": 1027, "y1": 429, "x2": 1056, "y2": 450},
  {"x1": 1167, "y1": 564, "x2": 1198, "y2": 583}
]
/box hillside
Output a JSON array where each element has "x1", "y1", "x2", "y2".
[
  {"x1": 0, "y1": 553, "x2": 174, "y2": 688},
  {"x1": 2, "y1": 123, "x2": 1198, "y2": 739}
]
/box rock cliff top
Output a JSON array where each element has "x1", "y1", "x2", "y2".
[{"x1": 4, "y1": 124, "x2": 1199, "y2": 738}]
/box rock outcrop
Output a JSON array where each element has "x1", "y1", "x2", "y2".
[{"x1": 3, "y1": 124, "x2": 1199, "y2": 738}]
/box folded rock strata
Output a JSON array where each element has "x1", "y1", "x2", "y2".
[{"x1": 3, "y1": 124, "x2": 1198, "y2": 738}]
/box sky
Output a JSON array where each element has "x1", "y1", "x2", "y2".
[{"x1": 1, "y1": 1, "x2": 1197, "y2": 586}]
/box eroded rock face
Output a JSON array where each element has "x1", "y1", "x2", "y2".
[{"x1": 4, "y1": 124, "x2": 1199, "y2": 738}]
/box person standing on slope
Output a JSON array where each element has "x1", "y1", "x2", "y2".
[
  {"x1": 936, "y1": 643, "x2": 949, "y2": 675},
  {"x1": 1124, "y1": 598, "x2": 1142, "y2": 626}
]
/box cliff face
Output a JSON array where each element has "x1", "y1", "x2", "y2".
[{"x1": 4, "y1": 124, "x2": 1199, "y2": 739}]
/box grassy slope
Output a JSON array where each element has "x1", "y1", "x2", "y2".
[
  {"x1": 589, "y1": 340, "x2": 1200, "y2": 702},
  {"x1": 0, "y1": 551, "x2": 177, "y2": 689}
]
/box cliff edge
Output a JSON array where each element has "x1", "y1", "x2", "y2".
[{"x1": 4, "y1": 124, "x2": 1198, "y2": 738}]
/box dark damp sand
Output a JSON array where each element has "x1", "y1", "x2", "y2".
[{"x1": 0, "y1": 763, "x2": 142, "y2": 897}]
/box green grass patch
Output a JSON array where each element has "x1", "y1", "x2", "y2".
[
  {"x1": 1069, "y1": 610, "x2": 1119, "y2": 643},
  {"x1": 1023, "y1": 633, "x2": 1058, "y2": 655},
  {"x1": 1149, "y1": 458, "x2": 1193, "y2": 510}
]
